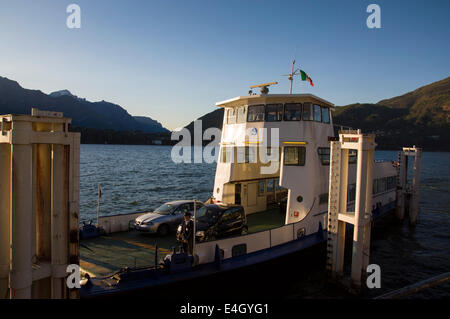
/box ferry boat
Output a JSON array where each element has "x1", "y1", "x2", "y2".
[{"x1": 80, "y1": 82, "x2": 398, "y2": 297}]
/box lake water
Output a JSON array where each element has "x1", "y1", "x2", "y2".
[{"x1": 80, "y1": 144, "x2": 449, "y2": 298}]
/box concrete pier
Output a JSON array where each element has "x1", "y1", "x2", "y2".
[{"x1": 0, "y1": 110, "x2": 80, "y2": 299}]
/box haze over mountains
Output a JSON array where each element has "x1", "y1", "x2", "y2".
[
  {"x1": 185, "y1": 77, "x2": 450, "y2": 151},
  {"x1": 0, "y1": 76, "x2": 169, "y2": 134}
]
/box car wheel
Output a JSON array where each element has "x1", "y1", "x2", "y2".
[
  {"x1": 158, "y1": 224, "x2": 169, "y2": 236},
  {"x1": 241, "y1": 226, "x2": 248, "y2": 235}
]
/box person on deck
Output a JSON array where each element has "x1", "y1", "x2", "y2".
[{"x1": 180, "y1": 211, "x2": 194, "y2": 255}]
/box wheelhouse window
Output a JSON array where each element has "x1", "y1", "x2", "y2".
[
  {"x1": 236, "y1": 106, "x2": 246, "y2": 123},
  {"x1": 265, "y1": 104, "x2": 283, "y2": 121},
  {"x1": 284, "y1": 103, "x2": 302, "y2": 121},
  {"x1": 313, "y1": 104, "x2": 322, "y2": 122},
  {"x1": 317, "y1": 147, "x2": 330, "y2": 165},
  {"x1": 321, "y1": 107, "x2": 330, "y2": 124},
  {"x1": 302, "y1": 103, "x2": 313, "y2": 121},
  {"x1": 284, "y1": 146, "x2": 306, "y2": 166},
  {"x1": 220, "y1": 146, "x2": 233, "y2": 163},
  {"x1": 226, "y1": 108, "x2": 236, "y2": 124},
  {"x1": 247, "y1": 104, "x2": 265, "y2": 122}
]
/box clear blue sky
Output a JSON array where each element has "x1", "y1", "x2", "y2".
[{"x1": 0, "y1": 0, "x2": 449, "y2": 130}]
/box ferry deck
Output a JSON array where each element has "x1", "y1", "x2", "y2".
[{"x1": 80, "y1": 208, "x2": 285, "y2": 277}]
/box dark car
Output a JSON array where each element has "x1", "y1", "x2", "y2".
[{"x1": 193, "y1": 204, "x2": 248, "y2": 242}]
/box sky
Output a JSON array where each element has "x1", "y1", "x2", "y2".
[{"x1": 0, "y1": 0, "x2": 449, "y2": 130}]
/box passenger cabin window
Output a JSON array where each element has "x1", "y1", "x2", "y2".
[
  {"x1": 284, "y1": 103, "x2": 302, "y2": 121},
  {"x1": 259, "y1": 180, "x2": 265, "y2": 194},
  {"x1": 275, "y1": 178, "x2": 284, "y2": 190},
  {"x1": 236, "y1": 106, "x2": 246, "y2": 123},
  {"x1": 245, "y1": 146, "x2": 257, "y2": 163},
  {"x1": 266, "y1": 179, "x2": 274, "y2": 192},
  {"x1": 302, "y1": 103, "x2": 313, "y2": 121},
  {"x1": 236, "y1": 146, "x2": 245, "y2": 163},
  {"x1": 313, "y1": 104, "x2": 322, "y2": 122},
  {"x1": 265, "y1": 104, "x2": 283, "y2": 121},
  {"x1": 317, "y1": 147, "x2": 330, "y2": 165},
  {"x1": 226, "y1": 108, "x2": 236, "y2": 124},
  {"x1": 321, "y1": 107, "x2": 330, "y2": 124},
  {"x1": 221, "y1": 147, "x2": 233, "y2": 163},
  {"x1": 284, "y1": 146, "x2": 306, "y2": 166},
  {"x1": 247, "y1": 104, "x2": 265, "y2": 122}
]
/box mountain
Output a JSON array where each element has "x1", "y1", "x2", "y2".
[
  {"x1": 184, "y1": 108, "x2": 224, "y2": 138},
  {"x1": 133, "y1": 116, "x2": 167, "y2": 133},
  {"x1": 333, "y1": 77, "x2": 449, "y2": 150},
  {"x1": 0, "y1": 76, "x2": 169, "y2": 134},
  {"x1": 184, "y1": 77, "x2": 450, "y2": 151}
]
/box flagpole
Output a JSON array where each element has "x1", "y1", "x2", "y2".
[{"x1": 97, "y1": 183, "x2": 101, "y2": 227}]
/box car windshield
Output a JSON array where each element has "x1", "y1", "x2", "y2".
[
  {"x1": 154, "y1": 203, "x2": 174, "y2": 215},
  {"x1": 196, "y1": 207, "x2": 220, "y2": 223}
]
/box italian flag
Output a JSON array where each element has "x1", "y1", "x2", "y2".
[{"x1": 300, "y1": 70, "x2": 314, "y2": 87}]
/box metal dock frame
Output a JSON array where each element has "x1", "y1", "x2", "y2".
[
  {"x1": 395, "y1": 146, "x2": 422, "y2": 226},
  {"x1": 326, "y1": 130, "x2": 376, "y2": 292}
]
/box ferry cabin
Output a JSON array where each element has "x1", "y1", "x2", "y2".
[{"x1": 212, "y1": 94, "x2": 397, "y2": 232}]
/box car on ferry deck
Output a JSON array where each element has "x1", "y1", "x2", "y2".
[
  {"x1": 134, "y1": 200, "x2": 204, "y2": 236},
  {"x1": 194, "y1": 204, "x2": 248, "y2": 242}
]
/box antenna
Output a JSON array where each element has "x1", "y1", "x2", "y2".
[
  {"x1": 291, "y1": 48, "x2": 296, "y2": 94},
  {"x1": 249, "y1": 81, "x2": 278, "y2": 95},
  {"x1": 282, "y1": 49, "x2": 297, "y2": 94}
]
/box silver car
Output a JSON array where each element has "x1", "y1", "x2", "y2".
[{"x1": 134, "y1": 200, "x2": 204, "y2": 236}]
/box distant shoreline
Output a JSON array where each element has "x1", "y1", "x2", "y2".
[{"x1": 78, "y1": 142, "x2": 449, "y2": 153}]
